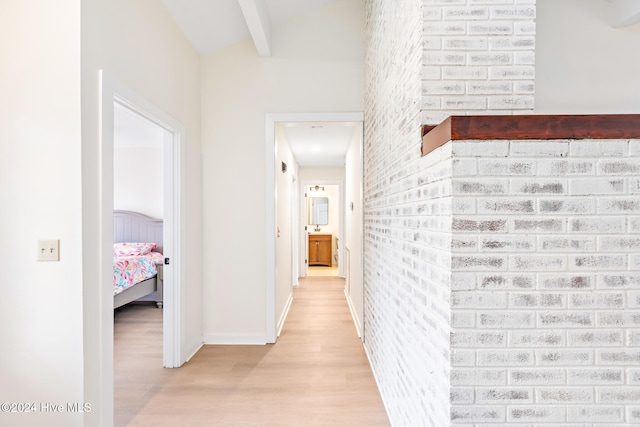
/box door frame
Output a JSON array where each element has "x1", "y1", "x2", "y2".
[
  {"x1": 265, "y1": 112, "x2": 363, "y2": 343},
  {"x1": 97, "y1": 70, "x2": 184, "y2": 415},
  {"x1": 101, "y1": 72, "x2": 183, "y2": 367},
  {"x1": 300, "y1": 181, "x2": 344, "y2": 278}
]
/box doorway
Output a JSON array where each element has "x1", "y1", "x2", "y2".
[
  {"x1": 266, "y1": 112, "x2": 364, "y2": 343},
  {"x1": 98, "y1": 71, "x2": 185, "y2": 421},
  {"x1": 304, "y1": 183, "x2": 341, "y2": 278}
]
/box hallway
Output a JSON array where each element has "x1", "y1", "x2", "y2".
[{"x1": 115, "y1": 276, "x2": 390, "y2": 426}]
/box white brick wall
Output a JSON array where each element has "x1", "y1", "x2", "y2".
[
  {"x1": 422, "y1": 0, "x2": 536, "y2": 125},
  {"x1": 367, "y1": 1, "x2": 640, "y2": 425},
  {"x1": 365, "y1": 1, "x2": 539, "y2": 426},
  {"x1": 365, "y1": 0, "x2": 452, "y2": 425},
  {"x1": 451, "y1": 138, "x2": 640, "y2": 426}
]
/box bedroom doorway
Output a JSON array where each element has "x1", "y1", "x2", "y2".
[
  {"x1": 100, "y1": 72, "x2": 184, "y2": 383},
  {"x1": 110, "y1": 98, "x2": 181, "y2": 370}
]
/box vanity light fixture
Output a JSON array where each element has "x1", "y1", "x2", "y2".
[{"x1": 311, "y1": 185, "x2": 324, "y2": 191}]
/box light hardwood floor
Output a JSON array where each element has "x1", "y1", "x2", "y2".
[
  {"x1": 114, "y1": 276, "x2": 390, "y2": 426},
  {"x1": 307, "y1": 265, "x2": 339, "y2": 276}
]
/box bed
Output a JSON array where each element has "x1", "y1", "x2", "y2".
[{"x1": 113, "y1": 210, "x2": 164, "y2": 309}]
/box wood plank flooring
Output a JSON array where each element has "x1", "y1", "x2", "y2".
[{"x1": 114, "y1": 276, "x2": 390, "y2": 426}]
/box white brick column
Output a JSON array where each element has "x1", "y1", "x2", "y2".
[
  {"x1": 449, "y1": 137, "x2": 640, "y2": 425},
  {"x1": 364, "y1": 1, "x2": 537, "y2": 426}
]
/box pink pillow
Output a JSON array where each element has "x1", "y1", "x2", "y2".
[{"x1": 114, "y1": 242, "x2": 157, "y2": 257}]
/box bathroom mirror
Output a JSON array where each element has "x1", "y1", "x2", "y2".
[{"x1": 309, "y1": 197, "x2": 329, "y2": 225}]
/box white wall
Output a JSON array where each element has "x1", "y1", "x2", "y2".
[
  {"x1": 113, "y1": 104, "x2": 166, "y2": 219},
  {"x1": 536, "y1": 0, "x2": 640, "y2": 114},
  {"x1": 344, "y1": 124, "x2": 364, "y2": 334},
  {"x1": 81, "y1": 0, "x2": 202, "y2": 423},
  {"x1": 0, "y1": 2, "x2": 83, "y2": 426},
  {"x1": 201, "y1": 0, "x2": 364, "y2": 343},
  {"x1": 299, "y1": 167, "x2": 346, "y2": 183},
  {"x1": 113, "y1": 144, "x2": 164, "y2": 219}
]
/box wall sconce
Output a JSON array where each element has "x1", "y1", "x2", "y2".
[{"x1": 310, "y1": 185, "x2": 324, "y2": 191}]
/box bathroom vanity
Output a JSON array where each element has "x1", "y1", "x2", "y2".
[{"x1": 308, "y1": 234, "x2": 332, "y2": 266}]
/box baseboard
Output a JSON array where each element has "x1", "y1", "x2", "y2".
[
  {"x1": 202, "y1": 334, "x2": 268, "y2": 345},
  {"x1": 344, "y1": 288, "x2": 362, "y2": 338},
  {"x1": 184, "y1": 340, "x2": 204, "y2": 364},
  {"x1": 277, "y1": 292, "x2": 293, "y2": 337},
  {"x1": 363, "y1": 341, "x2": 394, "y2": 425}
]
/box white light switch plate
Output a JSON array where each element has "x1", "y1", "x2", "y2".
[{"x1": 38, "y1": 240, "x2": 60, "y2": 261}]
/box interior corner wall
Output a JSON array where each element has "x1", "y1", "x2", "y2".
[
  {"x1": 536, "y1": 0, "x2": 640, "y2": 114},
  {"x1": 81, "y1": 0, "x2": 202, "y2": 422},
  {"x1": 200, "y1": 0, "x2": 364, "y2": 343},
  {"x1": 0, "y1": 2, "x2": 83, "y2": 426},
  {"x1": 364, "y1": 0, "x2": 452, "y2": 425}
]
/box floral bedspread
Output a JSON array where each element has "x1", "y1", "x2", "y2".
[{"x1": 113, "y1": 252, "x2": 163, "y2": 295}]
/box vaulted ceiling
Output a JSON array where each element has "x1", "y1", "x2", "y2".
[
  {"x1": 160, "y1": 0, "x2": 640, "y2": 59},
  {"x1": 160, "y1": 0, "x2": 338, "y2": 56},
  {"x1": 152, "y1": 0, "x2": 639, "y2": 168}
]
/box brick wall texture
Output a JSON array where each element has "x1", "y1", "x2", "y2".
[
  {"x1": 364, "y1": 0, "x2": 450, "y2": 425},
  {"x1": 449, "y1": 138, "x2": 640, "y2": 425},
  {"x1": 422, "y1": 0, "x2": 536, "y2": 125},
  {"x1": 367, "y1": 0, "x2": 640, "y2": 426}
]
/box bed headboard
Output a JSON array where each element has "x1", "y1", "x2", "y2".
[{"x1": 114, "y1": 210, "x2": 163, "y2": 253}]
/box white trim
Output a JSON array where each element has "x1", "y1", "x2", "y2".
[
  {"x1": 266, "y1": 112, "x2": 364, "y2": 345},
  {"x1": 96, "y1": 71, "x2": 115, "y2": 426},
  {"x1": 344, "y1": 288, "x2": 362, "y2": 338},
  {"x1": 363, "y1": 342, "x2": 393, "y2": 424},
  {"x1": 277, "y1": 293, "x2": 294, "y2": 337},
  {"x1": 202, "y1": 335, "x2": 269, "y2": 345},
  {"x1": 265, "y1": 117, "x2": 277, "y2": 343}
]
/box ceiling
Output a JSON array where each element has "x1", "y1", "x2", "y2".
[
  {"x1": 606, "y1": 0, "x2": 640, "y2": 27},
  {"x1": 279, "y1": 122, "x2": 361, "y2": 167},
  {"x1": 160, "y1": 0, "x2": 640, "y2": 58},
  {"x1": 159, "y1": 0, "x2": 355, "y2": 168},
  {"x1": 123, "y1": 1, "x2": 638, "y2": 167},
  {"x1": 160, "y1": 0, "x2": 338, "y2": 55}
]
